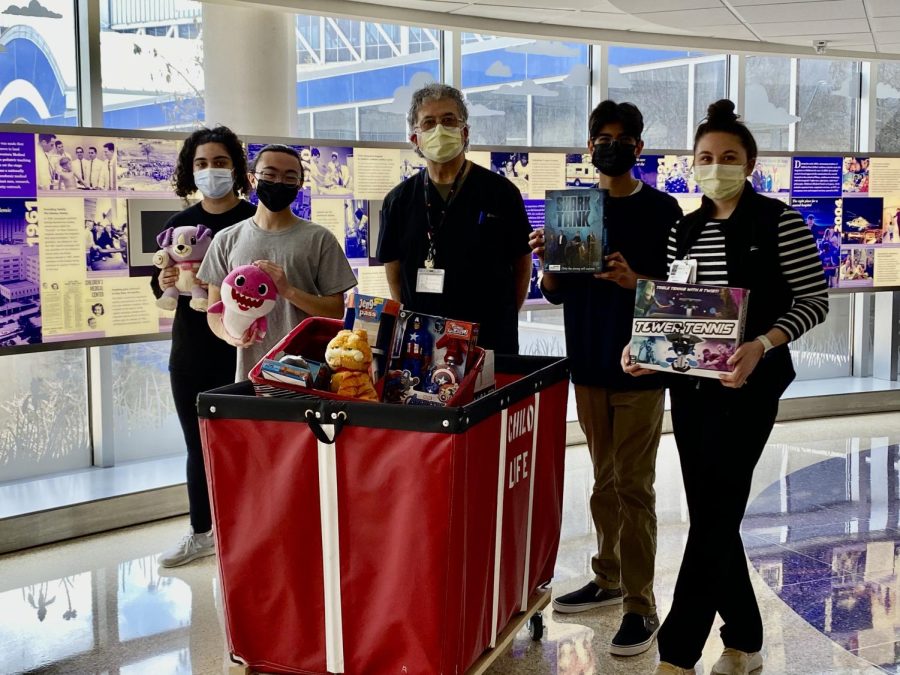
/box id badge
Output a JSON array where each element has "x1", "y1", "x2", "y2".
[
  {"x1": 416, "y1": 267, "x2": 445, "y2": 294},
  {"x1": 668, "y1": 259, "x2": 697, "y2": 283}
]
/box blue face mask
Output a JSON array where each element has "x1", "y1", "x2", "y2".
[{"x1": 194, "y1": 168, "x2": 234, "y2": 198}]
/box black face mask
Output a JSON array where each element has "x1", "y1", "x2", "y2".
[
  {"x1": 255, "y1": 179, "x2": 298, "y2": 212},
  {"x1": 591, "y1": 142, "x2": 638, "y2": 177}
]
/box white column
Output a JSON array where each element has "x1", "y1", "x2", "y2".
[{"x1": 202, "y1": 3, "x2": 297, "y2": 137}]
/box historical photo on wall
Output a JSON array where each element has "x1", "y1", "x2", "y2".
[
  {"x1": 491, "y1": 151, "x2": 529, "y2": 194},
  {"x1": 116, "y1": 138, "x2": 178, "y2": 193},
  {"x1": 307, "y1": 146, "x2": 353, "y2": 196},
  {"x1": 84, "y1": 198, "x2": 129, "y2": 275},
  {"x1": 0, "y1": 199, "x2": 41, "y2": 345},
  {"x1": 35, "y1": 134, "x2": 118, "y2": 193}
]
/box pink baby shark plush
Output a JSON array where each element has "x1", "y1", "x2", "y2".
[{"x1": 207, "y1": 265, "x2": 278, "y2": 343}]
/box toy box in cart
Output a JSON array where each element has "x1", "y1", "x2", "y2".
[
  {"x1": 629, "y1": 279, "x2": 749, "y2": 378},
  {"x1": 385, "y1": 310, "x2": 479, "y2": 406}
]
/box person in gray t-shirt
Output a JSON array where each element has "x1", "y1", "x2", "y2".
[{"x1": 198, "y1": 144, "x2": 357, "y2": 380}]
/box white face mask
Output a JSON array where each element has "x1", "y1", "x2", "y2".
[
  {"x1": 418, "y1": 124, "x2": 465, "y2": 164},
  {"x1": 194, "y1": 168, "x2": 234, "y2": 199},
  {"x1": 693, "y1": 163, "x2": 747, "y2": 200}
]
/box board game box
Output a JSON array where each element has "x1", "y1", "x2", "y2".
[
  {"x1": 629, "y1": 279, "x2": 750, "y2": 378},
  {"x1": 344, "y1": 293, "x2": 402, "y2": 381},
  {"x1": 543, "y1": 188, "x2": 607, "y2": 272}
]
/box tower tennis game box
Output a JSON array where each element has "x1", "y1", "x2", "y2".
[{"x1": 629, "y1": 279, "x2": 750, "y2": 378}]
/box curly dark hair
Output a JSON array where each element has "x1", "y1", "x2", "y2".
[{"x1": 172, "y1": 126, "x2": 250, "y2": 199}]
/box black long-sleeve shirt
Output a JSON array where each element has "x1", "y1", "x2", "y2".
[
  {"x1": 541, "y1": 184, "x2": 682, "y2": 389},
  {"x1": 150, "y1": 200, "x2": 256, "y2": 372}
]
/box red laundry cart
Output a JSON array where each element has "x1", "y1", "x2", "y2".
[{"x1": 198, "y1": 354, "x2": 569, "y2": 675}]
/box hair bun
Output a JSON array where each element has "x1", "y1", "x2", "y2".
[{"x1": 706, "y1": 99, "x2": 738, "y2": 124}]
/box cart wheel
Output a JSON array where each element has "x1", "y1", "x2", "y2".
[{"x1": 528, "y1": 612, "x2": 544, "y2": 641}]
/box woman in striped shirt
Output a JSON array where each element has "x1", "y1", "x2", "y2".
[{"x1": 627, "y1": 100, "x2": 829, "y2": 675}]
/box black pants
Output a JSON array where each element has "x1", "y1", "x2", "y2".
[
  {"x1": 657, "y1": 375, "x2": 783, "y2": 668},
  {"x1": 170, "y1": 368, "x2": 234, "y2": 533}
]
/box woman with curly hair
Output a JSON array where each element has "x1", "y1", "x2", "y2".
[{"x1": 155, "y1": 126, "x2": 256, "y2": 568}]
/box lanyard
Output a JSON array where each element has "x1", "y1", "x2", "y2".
[{"x1": 423, "y1": 160, "x2": 468, "y2": 268}]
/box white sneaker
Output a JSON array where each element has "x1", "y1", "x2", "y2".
[
  {"x1": 711, "y1": 648, "x2": 763, "y2": 675},
  {"x1": 158, "y1": 528, "x2": 215, "y2": 568},
  {"x1": 655, "y1": 663, "x2": 697, "y2": 675}
]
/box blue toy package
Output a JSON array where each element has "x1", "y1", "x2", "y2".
[{"x1": 384, "y1": 311, "x2": 479, "y2": 406}]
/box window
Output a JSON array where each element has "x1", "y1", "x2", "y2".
[
  {"x1": 0, "y1": 0, "x2": 78, "y2": 124},
  {"x1": 100, "y1": 0, "x2": 204, "y2": 130},
  {"x1": 0, "y1": 349, "x2": 90, "y2": 482},
  {"x1": 110, "y1": 341, "x2": 181, "y2": 463},
  {"x1": 795, "y1": 59, "x2": 860, "y2": 152},
  {"x1": 296, "y1": 14, "x2": 440, "y2": 141},
  {"x1": 608, "y1": 47, "x2": 695, "y2": 150},
  {"x1": 744, "y1": 56, "x2": 793, "y2": 151},
  {"x1": 462, "y1": 37, "x2": 588, "y2": 147},
  {"x1": 694, "y1": 59, "x2": 728, "y2": 130},
  {"x1": 875, "y1": 62, "x2": 900, "y2": 152}
]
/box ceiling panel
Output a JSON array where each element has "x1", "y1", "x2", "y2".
[
  {"x1": 337, "y1": 0, "x2": 900, "y2": 59},
  {"x1": 754, "y1": 17, "x2": 870, "y2": 36},
  {"x1": 451, "y1": 4, "x2": 579, "y2": 21},
  {"x1": 702, "y1": 24, "x2": 761, "y2": 40},
  {"x1": 369, "y1": 0, "x2": 469, "y2": 11},
  {"x1": 872, "y1": 17, "x2": 900, "y2": 32},
  {"x1": 736, "y1": 0, "x2": 864, "y2": 23},
  {"x1": 610, "y1": 0, "x2": 721, "y2": 10},
  {"x1": 550, "y1": 11, "x2": 671, "y2": 31},
  {"x1": 867, "y1": 0, "x2": 900, "y2": 18},
  {"x1": 635, "y1": 7, "x2": 739, "y2": 28},
  {"x1": 728, "y1": 0, "x2": 845, "y2": 5},
  {"x1": 459, "y1": 0, "x2": 621, "y2": 9}
]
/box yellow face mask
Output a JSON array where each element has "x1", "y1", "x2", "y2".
[
  {"x1": 693, "y1": 163, "x2": 747, "y2": 200},
  {"x1": 418, "y1": 124, "x2": 465, "y2": 164}
]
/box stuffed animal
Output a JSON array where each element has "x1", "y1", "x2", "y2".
[
  {"x1": 325, "y1": 329, "x2": 378, "y2": 401},
  {"x1": 207, "y1": 265, "x2": 278, "y2": 343},
  {"x1": 153, "y1": 225, "x2": 213, "y2": 311}
]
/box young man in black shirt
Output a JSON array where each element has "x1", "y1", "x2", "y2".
[
  {"x1": 531, "y1": 101, "x2": 682, "y2": 656},
  {"x1": 152, "y1": 127, "x2": 256, "y2": 568},
  {"x1": 377, "y1": 83, "x2": 532, "y2": 353}
]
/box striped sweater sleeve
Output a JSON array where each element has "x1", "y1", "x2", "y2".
[
  {"x1": 772, "y1": 208, "x2": 829, "y2": 341},
  {"x1": 666, "y1": 227, "x2": 677, "y2": 265}
]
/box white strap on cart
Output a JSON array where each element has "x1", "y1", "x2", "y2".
[
  {"x1": 316, "y1": 425, "x2": 346, "y2": 674},
  {"x1": 489, "y1": 393, "x2": 542, "y2": 646},
  {"x1": 489, "y1": 408, "x2": 509, "y2": 648},
  {"x1": 521, "y1": 391, "x2": 541, "y2": 610}
]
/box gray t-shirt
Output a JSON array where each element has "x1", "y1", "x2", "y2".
[{"x1": 198, "y1": 216, "x2": 357, "y2": 380}]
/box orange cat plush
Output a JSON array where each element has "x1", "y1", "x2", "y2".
[{"x1": 325, "y1": 329, "x2": 378, "y2": 401}]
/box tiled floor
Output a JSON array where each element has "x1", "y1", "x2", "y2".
[{"x1": 3, "y1": 413, "x2": 900, "y2": 674}]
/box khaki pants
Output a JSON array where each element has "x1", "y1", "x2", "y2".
[{"x1": 575, "y1": 384, "x2": 664, "y2": 616}]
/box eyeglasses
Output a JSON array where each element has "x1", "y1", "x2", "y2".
[
  {"x1": 254, "y1": 170, "x2": 302, "y2": 186},
  {"x1": 592, "y1": 136, "x2": 638, "y2": 149},
  {"x1": 416, "y1": 115, "x2": 465, "y2": 132}
]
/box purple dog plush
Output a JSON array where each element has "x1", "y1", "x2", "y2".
[{"x1": 153, "y1": 225, "x2": 213, "y2": 312}]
